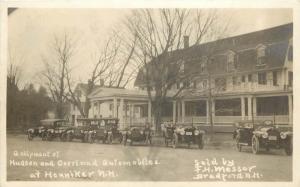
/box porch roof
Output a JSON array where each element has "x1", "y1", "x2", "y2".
[{"x1": 88, "y1": 87, "x2": 177, "y2": 100}]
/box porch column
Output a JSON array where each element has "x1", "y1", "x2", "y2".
[
  {"x1": 173, "y1": 101, "x2": 176, "y2": 123},
  {"x1": 247, "y1": 96, "x2": 252, "y2": 120},
  {"x1": 113, "y1": 98, "x2": 118, "y2": 118},
  {"x1": 177, "y1": 102, "x2": 181, "y2": 121},
  {"x1": 129, "y1": 104, "x2": 133, "y2": 126},
  {"x1": 253, "y1": 97, "x2": 257, "y2": 119},
  {"x1": 241, "y1": 97, "x2": 245, "y2": 120},
  {"x1": 181, "y1": 100, "x2": 185, "y2": 123},
  {"x1": 211, "y1": 99, "x2": 215, "y2": 118},
  {"x1": 148, "y1": 100, "x2": 152, "y2": 123},
  {"x1": 206, "y1": 100, "x2": 209, "y2": 124},
  {"x1": 119, "y1": 98, "x2": 124, "y2": 129},
  {"x1": 288, "y1": 94, "x2": 293, "y2": 125}
]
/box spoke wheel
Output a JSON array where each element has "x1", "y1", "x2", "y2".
[
  {"x1": 172, "y1": 134, "x2": 178, "y2": 149},
  {"x1": 285, "y1": 138, "x2": 293, "y2": 156},
  {"x1": 252, "y1": 135, "x2": 260, "y2": 154},
  {"x1": 198, "y1": 135, "x2": 204, "y2": 149},
  {"x1": 27, "y1": 133, "x2": 33, "y2": 141}
]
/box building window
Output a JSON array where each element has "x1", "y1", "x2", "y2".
[
  {"x1": 109, "y1": 103, "x2": 113, "y2": 111},
  {"x1": 232, "y1": 76, "x2": 237, "y2": 86},
  {"x1": 202, "y1": 80, "x2": 208, "y2": 89},
  {"x1": 179, "y1": 60, "x2": 185, "y2": 73},
  {"x1": 215, "y1": 78, "x2": 226, "y2": 91},
  {"x1": 258, "y1": 72, "x2": 267, "y2": 85},
  {"x1": 272, "y1": 71, "x2": 278, "y2": 86},
  {"x1": 288, "y1": 71, "x2": 293, "y2": 86},
  {"x1": 200, "y1": 56, "x2": 208, "y2": 73},
  {"x1": 288, "y1": 46, "x2": 293, "y2": 61},
  {"x1": 227, "y1": 51, "x2": 236, "y2": 72},
  {"x1": 241, "y1": 75, "x2": 245, "y2": 83},
  {"x1": 248, "y1": 74, "x2": 252, "y2": 82},
  {"x1": 193, "y1": 80, "x2": 197, "y2": 88},
  {"x1": 257, "y1": 45, "x2": 266, "y2": 65}
]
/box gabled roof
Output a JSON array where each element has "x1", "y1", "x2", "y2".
[
  {"x1": 88, "y1": 87, "x2": 176, "y2": 100},
  {"x1": 134, "y1": 23, "x2": 292, "y2": 86}
]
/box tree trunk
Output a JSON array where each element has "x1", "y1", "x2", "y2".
[{"x1": 153, "y1": 98, "x2": 163, "y2": 134}]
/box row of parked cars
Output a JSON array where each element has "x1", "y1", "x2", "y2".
[
  {"x1": 27, "y1": 118, "x2": 293, "y2": 155},
  {"x1": 27, "y1": 118, "x2": 206, "y2": 149},
  {"x1": 27, "y1": 118, "x2": 153, "y2": 145}
]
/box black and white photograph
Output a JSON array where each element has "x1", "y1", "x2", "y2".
[{"x1": 1, "y1": 1, "x2": 299, "y2": 186}]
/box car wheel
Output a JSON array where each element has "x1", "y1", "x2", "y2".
[
  {"x1": 107, "y1": 134, "x2": 113, "y2": 144},
  {"x1": 284, "y1": 138, "x2": 293, "y2": 156},
  {"x1": 198, "y1": 136, "x2": 204, "y2": 149},
  {"x1": 172, "y1": 134, "x2": 178, "y2": 149},
  {"x1": 252, "y1": 135, "x2": 260, "y2": 154},
  {"x1": 165, "y1": 139, "x2": 168, "y2": 147},
  {"x1": 123, "y1": 135, "x2": 127, "y2": 146},
  {"x1": 66, "y1": 133, "x2": 72, "y2": 142},
  {"x1": 41, "y1": 133, "x2": 47, "y2": 141},
  {"x1": 60, "y1": 134, "x2": 67, "y2": 142},
  {"x1": 27, "y1": 133, "x2": 33, "y2": 141},
  {"x1": 46, "y1": 132, "x2": 52, "y2": 141},
  {"x1": 235, "y1": 136, "x2": 242, "y2": 152}
]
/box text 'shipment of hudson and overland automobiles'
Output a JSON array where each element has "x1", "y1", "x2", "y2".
[
  {"x1": 123, "y1": 123, "x2": 153, "y2": 146},
  {"x1": 162, "y1": 123, "x2": 205, "y2": 149},
  {"x1": 233, "y1": 120, "x2": 293, "y2": 155}
]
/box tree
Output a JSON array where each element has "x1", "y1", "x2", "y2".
[
  {"x1": 65, "y1": 31, "x2": 137, "y2": 118},
  {"x1": 124, "y1": 9, "x2": 229, "y2": 132},
  {"x1": 42, "y1": 33, "x2": 76, "y2": 119}
]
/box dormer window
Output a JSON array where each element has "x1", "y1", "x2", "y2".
[
  {"x1": 179, "y1": 60, "x2": 185, "y2": 73},
  {"x1": 227, "y1": 50, "x2": 236, "y2": 72},
  {"x1": 200, "y1": 56, "x2": 208, "y2": 73},
  {"x1": 256, "y1": 44, "x2": 267, "y2": 65}
]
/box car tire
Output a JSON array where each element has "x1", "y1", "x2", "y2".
[
  {"x1": 60, "y1": 134, "x2": 67, "y2": 142},
  {"x1": 41, "y1": 133, "x2": 47, "y2": 141},
  {"x1": 165, "y1": 139, "x2": 168, "y2": 147},
  {"x1": 27, "y1": 133, "x2": 33, "y2": 141},
  {"x1": 172, "y1": 134, "x2": 178, "y2": 149},
  {"x1": 252, "y1": 135, "x2": 260, "y2": 154},
  {"x1": 46, "y1": 132, "x2": 52, "y2": 141},
  {"x1": 284, "y1": 138, "x2": 293, "y2": 156},
  {"x1": 235, "y1": 136, "x2": 242, "y2": 152},
  {"x1": 66, "y1": 133, "x2": 72, "y2": 142},
  {"x1": 198, "y1": 136, "x2": 204, "y2": 149},
  {"x1": 107, "y1": 134, "x2": 112, "y2": 144}
]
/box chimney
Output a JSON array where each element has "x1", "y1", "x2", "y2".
[
  {"x1": 183, "y1": 35, "x2": 189, "y2": 49},
  {"x1": 100, "y1": 79, "x2": 104, "y2": 86}
]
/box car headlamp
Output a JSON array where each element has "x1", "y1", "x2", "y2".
[
  {"x1": 140, "y1": 130, "x2": 144, "y2": 134},
  {"x1": 280, "y1": 132, "x2": 287, "y2": 139},
  {"x1": 194, "y1": 130, "x2": 199, "y2": 135},
  {"x1": 262, "y1": 132, "x2": 268, "y2": 138},
  {"x1": 180, "y1": 131, "x2": 185, "y2": 135}
]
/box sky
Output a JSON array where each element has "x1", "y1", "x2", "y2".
[{"x1": 8, "y1": 8, "x2": 292, "y2": 88}]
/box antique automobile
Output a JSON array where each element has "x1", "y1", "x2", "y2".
[
  {"x1": 61, "y1": 118, "x2": 95, "y2": 143},
  {"x1": 123, "y1": 123, "x2": 152, "y2": 146},
  {"x1": 233, "y1": 120, "x2": 293, "y2": 155},
  {"x1": 45, "y1": 119, "x2": 73, "y2": 141},
  {"x1": 84, "y1": 117, "x2": 122, "y2": 144},
  {"x1": 172, "y1": 123, "x2": 205, "y2": 149},
  {"x1": 27, "y1": 119, "x2": 56, "y2": 141},
  {"x1": 161, "y1": 122, "x2": 176, "y2": 147}
]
